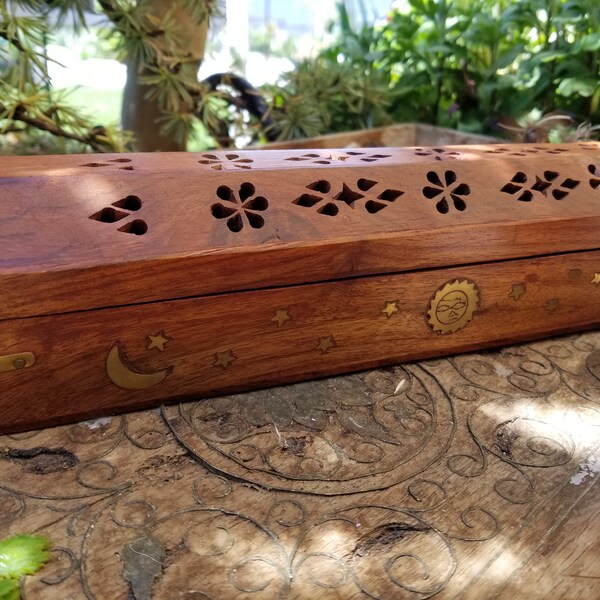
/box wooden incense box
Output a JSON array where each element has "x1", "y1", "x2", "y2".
[{"x1": 1, "y1": 143, "x2": 600, "y2": 433}]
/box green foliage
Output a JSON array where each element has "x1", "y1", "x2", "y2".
[
  {"x1": 0, "y1": 534, "x2": 51, "y2": 580},
  {"x1": 0, "y1": 579, "x2": 20, "y2": 600},
  {"x1": 0, "y1": 0, "x2": 132, "y2": 152},
  {"x1": 0, "y1": 534, "x2": 51, "y2": 600},
  {"x1": 98, "y1": 0, "x2": 223, "y2": 145},
  {"x1": 0, "y1": 0, "x2": 222, "y2": 153},
  {"x1": 266, "y1": 0, "x2": 600, "y2": 140},
  {"x1": 263, "y1": 58, "x2": 393, "y2": 140}
]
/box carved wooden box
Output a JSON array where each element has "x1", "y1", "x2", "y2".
[{"x1": 1, "y1": 143, "x2": 600, "y2": 432}]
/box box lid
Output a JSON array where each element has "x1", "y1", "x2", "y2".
[{"x1": 1, "y1": 142, "x2": 599, "y2": 320}]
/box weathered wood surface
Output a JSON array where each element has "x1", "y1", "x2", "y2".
[{"x1": 1, "y1": 330, "x2": 599, "y2": 599}]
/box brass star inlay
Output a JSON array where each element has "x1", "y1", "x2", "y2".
[
  {"x1": 509, "y1": 283, "x2": 526, "y2": 301},
  {"x1": 545, "y1": 298, "x2": 560, "y2": 313},
  {"x1": 271, "y1": 309, "x2": 290, "y2": 327},
  {"x1": 147, "y1": 331, "x2": 169, "y2": 352},
  {"x1": 316, "y1": 336, "x2": 336, "y2": 354},
  {"x1": 592, "y1": 273, "x2": 600, "y2": 285},
  {"x1": 382, "y1": 301, "x2": 399, "y2": 319},
  {"x1": 214, "y1": 350, "x2": 236, "y2": 369}
]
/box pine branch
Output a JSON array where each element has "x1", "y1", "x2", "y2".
[
  {"x1": 1, "y1": 103, "x2": 109, "y2": 152},
  {"x1": 0, "y1": 29, "x2": 27, "y2": 54}
]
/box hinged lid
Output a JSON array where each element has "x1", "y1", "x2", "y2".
[{"x1": 1, "y1": 142, "x2": 599, "y2": 320}]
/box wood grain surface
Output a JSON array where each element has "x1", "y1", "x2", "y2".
[
  {"x1": 1, "y1": 330, "x2": 598, "y2": 599},
  {"x1": 1, "y1": 249, "x2": 600, "y2": 433},
  {"x1": 258, "y1": 122, "x2": 497, "y2": 149},
  {"x1": 1, "y1": 143, "x2": 600, "y2": 319}
]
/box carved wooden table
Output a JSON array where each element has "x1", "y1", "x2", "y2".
[{"x1": 1, "y1": 331, "x2": 599, "y2": 599}]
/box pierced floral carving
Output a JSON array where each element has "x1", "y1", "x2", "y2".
[
  {"x1": 88, "y1": 195, "x2": 148, "y2": 235},
  {"x1": 284, "y1": 151, "x2": 391, "y2": 165},
  {"x1": 293, "y1": 179, "x2": 403, "y2": 216},
  {"x1": 210, "y1": 182, "x2": 268, "y2": 232},
  {"x1": 80, "y1": 158, "x2": 135, "y2": 171},
  {"x1": 501, "y1": 171, "x2": 580, "y2": 201},
  {"x1": 284, "y1": 152, "x2": 346, "y2": 165},
  {"x1": 198, "y1": 153, "x2": 253, "y2": 170},
  {"x1": 500, "y1": 172, "x2": 533, "y2": 202},
  {"x1": 414, "y1": 147, "x2": 461, "y2": 161},
  {"x1": 422, "y1": 170, "x2": 471, "y2": 213},
  {"x1": 485, "y1": 146, "x2": 568, "y2": 156},
  {"x1": 345, "y1": 151, "x2": 392, "y2": 162},
  {"x1": 485, "y1": 146, "x2": 540, "y2": 157}
]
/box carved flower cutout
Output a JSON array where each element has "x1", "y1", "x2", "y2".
[
  {"x1": 422, "y1": 170, "x2": 470, "y2": 213},
  {"x1": 485, "y1": 146, "x2": 540, "y2": 157},
  {"x1": 414, "y1": 147, "x2": 461, "y2": 161},
  {"x1": 199, "y1": 153, "x2": 253, "y2": 170},
  {"x1": 284, "y1": 151, "x2": 391, "y2": 165},
  {"x1": 210, "y1": 182, "x2": 268, "y2": 232},
  {"x1": 501, "y1": 170, "x2": 580, "y2": 201},
  {"x1": 500, "y1": 171, "x2": 533, "y2": 201},
  {"x1": 293, "y1": 179, "x2": 403, "y2": 215},
  {"x1": 530, "y1": 170, "x2": 580, "y2": 199},
  {"x1": 285, "y1": 152, "x2": 340, "y2": 165},
  {"x1": 485, "y1": 146, "x2": 568, "y2": 156}
]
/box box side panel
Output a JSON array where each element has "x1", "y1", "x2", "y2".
[
  {"x1": 1, "y1": 250, "x2": 599, "y2": 433},
  {"x1": 1, "y1": 143, "x2": 600, "y2": 319}
]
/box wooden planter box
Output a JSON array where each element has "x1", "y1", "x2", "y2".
[
  {"x1": 260, "y1": 123, "x2": 498, "y2": 150},
  {"x1": 1, "y1": 141, "x2": 599, "y2": 433}
]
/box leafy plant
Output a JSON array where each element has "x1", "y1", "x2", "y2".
[
  {"x1": 0, "y1": 1, "x2": 132, "y2": 153},
  {"x1": 0, "y1": 534, "x2": 51, "y2": 600},
  {"x1": 0, "y1": 0, "x2": 223, "y2": 153},
  {"x1": 265, "y1": 0, "x2": 600, "y2": 141}
]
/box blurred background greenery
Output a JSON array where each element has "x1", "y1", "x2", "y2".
[{"x1": 1, "y1": 0, "x2": 598, "y2": 155}]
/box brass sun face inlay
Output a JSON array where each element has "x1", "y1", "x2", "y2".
[
  {"x1": 316, "y1": 336, "x2": 336, "y2": 354},
  {"x1": 147, "y1": 331, "x2": 170, "y2": 352},
  {"x1": 592, "y1": 273, "x2": 600, "y2": 285},
  {"x1": 509, "y1": 283, "x2": 526, "y2": 301},
  {"x1": 271, "y1": 309, "x2": 290, "y2": 327},
  {"x1": 382, "y1": 301, "x2": 399, "y2": 319},
  {"x1": 214, "y1": 350, "x2": 236, "y2": 369},
  {"x1": 427, "y1": 279, "x2": 480, "y2": 334}
]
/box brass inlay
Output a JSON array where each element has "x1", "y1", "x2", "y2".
[
  {"x1": 106, "y1": 343, "x2": 173, "y2": 390},
  {"x1": 0, "y1": 352, "x2": 36, "y2": 373},
  {"x1": 382, "y1": 301, "x2": 399, "y2": 319},
  {"x1": 427, "y1": 279, "x2": 480, "y2": 334},
  {"x1": 316, "y1": 336, "x2": 336, "y2": 354},
  {"x1": 509, "y1": 283, "x2": 526, "y2": 301},
  {"x1": 270, "y1": 309, "x2": 290, "y2": 328},
  {"x1": 147, "y1": 331, "x2": 170, "y2": 352},
  {"x1": 214, "y1": 350, "x2": 236, "y2": 369},
  {"x1": 592, "y1": 273, "x2": 600, "y2": 285},
  {"x1": 545, "y1": 298, "x2": 560, "y2": 313}
]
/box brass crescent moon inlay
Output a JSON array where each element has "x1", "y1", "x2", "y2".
[{"x1": 105, "y1": 343, "x2": 173, "y2": 390}]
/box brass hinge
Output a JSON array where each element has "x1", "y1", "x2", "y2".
[{"x1": 0, "y1": 352, "x2": 36, "y2": 373}]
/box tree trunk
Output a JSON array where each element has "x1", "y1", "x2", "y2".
[{"x1": 121, "y1": 1, "x2": 209, "y2": 152}]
